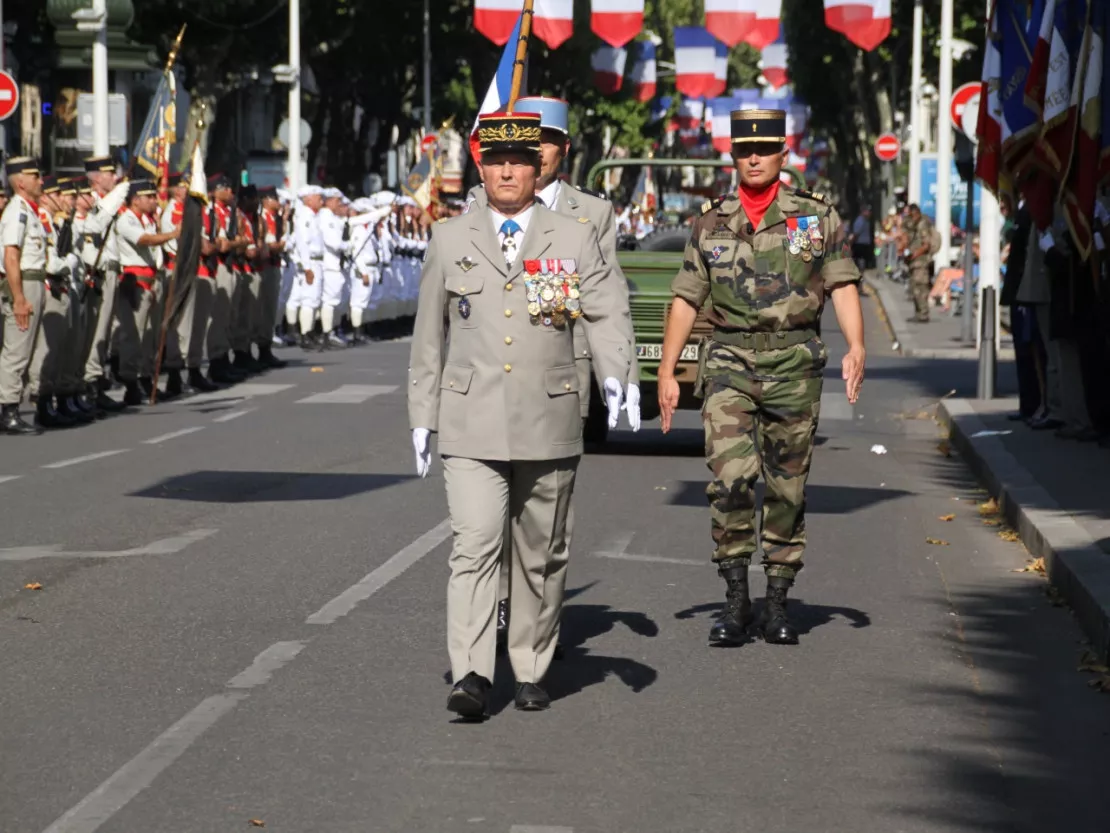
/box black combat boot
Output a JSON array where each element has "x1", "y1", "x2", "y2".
[
  {"x1": 36, "y1": 396, "x2": 75, "y2": 429},
  {"x1": 1, "y1": 403, "x2": 42, "y2": 435},
  {"x1": 257, "y1": 342, "x2": 287, "y2": 369},
  {"x1": 759, "y1": 576, "x2": 800, "y2": 645},
  {"x1": 162, "y1": 369, "x2": 184, "y2": 400},
  {"x1": 708, "y1": 560, "x2": 753, "y2": 647},
  {"x1": 122, "y1": 381, "x2": 144, "y2": 407},
  {"x1": 495, "y1": 598, "x2": 509, "y2": 656},
  {"x1": 187, "y1": 367, "x2": 220, "y2": 392},
  {"x1": 56, "y1": 395, "x2": 93, "y2": 424},
  {"x1": 92, "y1": 383, "x2": 128, "y2": 412}
]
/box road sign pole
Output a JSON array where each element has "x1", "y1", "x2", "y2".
[
  {"x1": 936, "y1": 0, "x2": 955, "y2": 271},
  {"x1": 0, "y1": 0, "x2": 6, "y2": 160},
  {"x1": 92, "y1": 0, "x2": 109, "y2": 156},
  {"x1": 287, "y1": 0, "x2": 301, "y2": 193}
]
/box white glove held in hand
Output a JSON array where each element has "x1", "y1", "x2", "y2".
[
  {"x1": 1038, "y1": 229, "x2": 1055, "y2": 253},
  {"x1": 603, "y1": 377, "x2": 624, "y2": 429},
  {"x1": 624, "y1": 383, "x2": 642, "y2": 432},
  {"x1": 412, "y1": 428, "x2": 431, "y2": 478}
]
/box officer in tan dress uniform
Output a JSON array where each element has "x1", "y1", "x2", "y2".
[{"x1": 408, "y1": 112, "x2": 634, "y2": 718}]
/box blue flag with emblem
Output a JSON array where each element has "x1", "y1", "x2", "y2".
[{"x1": 132, "y1": 70, "x2": 176, "y2": 180}]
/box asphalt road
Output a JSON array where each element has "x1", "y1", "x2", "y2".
[{"x1": 2, "y1": 295, "x2": 1107, "y2": 833}]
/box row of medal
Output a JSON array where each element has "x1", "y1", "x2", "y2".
[
  {"x1": 785, "y1": 215, "x2": 824, "y2": 262},
  {"x1": 523, "y1": 260, "x2": 583, "y2": 328}
]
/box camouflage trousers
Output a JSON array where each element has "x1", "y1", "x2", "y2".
[
  {"x1": 910, "y1": 265, "x2": 931, "y2": 320},
  {"x1": 702, "y1": 376, "x2": 822, "y2": 580}
]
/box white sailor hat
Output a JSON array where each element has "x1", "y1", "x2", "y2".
[
  {"x1": 369, "y1": 191, "x2": 395, "y2": 208},
  {"x1": 297, "y1": 185, "x2": 323, "y2": 199},
  {"x1": 351, "y1": 198, "x2": 373, "y2": 212},
  {"x1": 323, "y1": 187, "x2": 343, "y2": 200},
  {"x1": 398, "y1": 195, "x2": 418, "y2": 208},
  {"x1": 276, "y1": 187, "x2": 292, "y2": 203}
]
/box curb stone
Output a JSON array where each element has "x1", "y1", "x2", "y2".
[{"x1": 938, "y1": 399, "x2": 1110, "y2": 662}]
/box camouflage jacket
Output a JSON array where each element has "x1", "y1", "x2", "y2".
[
  {"x1": 908, "y1": 214, "x2": 934, "y2": 266},
  {"x1": 671, "y1": 185, "x2": 860, "y2": 382}
]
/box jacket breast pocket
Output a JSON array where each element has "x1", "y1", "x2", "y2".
[
  {"x1": 438, "y1": 363, "x2": 474, "y2": 442},
  {"x1": 444, "y1": 275, "x2": 484, "y2": 329},
  {"x1": 544, "y1": 364, "x2": 581, "y2": 445}
]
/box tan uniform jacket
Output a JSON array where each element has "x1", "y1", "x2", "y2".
[
  {"x1": 408, "y1": 203, "x2": 633, "y2": 461},
  {"x1": 467, "y1": 183, "x2": 639, "y2": 415}
]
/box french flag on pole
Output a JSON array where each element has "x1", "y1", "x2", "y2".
[
  {"x1": 704, "y1": 0, "x2": 757, "y2": 48},
  {"x1": 709, "y1": 95, "x2": 738, "y2": 153},
  {"x1": 711, "y1": 38, "x2": 729, "y2": 98},
  {"x1": 746, "y1": 0, "x2": 782, "y2": 50},
  {"x1": 470, "y1": 10, "x2": 526, "y2": 162},
  {"x1": 824, "y1": 0, "x2": 891, "y2": 52},
  {"x1": 674, "y1": 27, "x2": 721, "y2": 99},
  {"x1": 474, "y1": 0, "x2": 524, "y2": 45},
  {"x1": 592, "y1": 45, "x2": 628, "y2": 94},
  {"x1": 591, "y1": 0, "x2": 645, "y2": 49},
  {"x1": 628, "y1": 40, "x2": 657, "y2": 102},
  {"x1": 761, "y1": 27, "x2": 789, "y2": 89},
  {"x1": 534, "y1": 0, "x2": 574, "y2": 50}
]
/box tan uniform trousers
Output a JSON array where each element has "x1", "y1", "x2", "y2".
[
  {"x1": 0, "y1": 279, "x2": 47, "y2": 405},
  {"x1": 207, "y1": 263, "x2": 235, "y2": 360},
  {"x1": 443, "y1": 455, "x2": 578, "y2": 686},
  {"x1": 116, "y1": 272, "x2": 160, "y2": 382},
  {"x1": 83, "y1": 265, "x2": 119, "y2": 384},
  {"x1": 255, "y1": 264, "x2": 282, "y2": 344},
  {"x1": 28, "y1": 281, "x2": 71, "y2": 399},
  {"x1": 231, "y1": 269, "x2": 258, "y2": 354}
]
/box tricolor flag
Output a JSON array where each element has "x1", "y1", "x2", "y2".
[
  {"x1": 709, "y1": 95, "x2": 738, "y2": 152},
  {"x1": 534, "y1": 0, "x2": 573, "y2": 50},
  {"x1": 591, "y1": 0, "x2": 644, "y2": 49},
  {"x1": 704, "y1": 0, "x2": 757, "y2": 48},
  {"x1": 592, "y1": 45, "x2": 628, "y2": 94},
  {"x1": 975, "y1": 2, "x2": 1004, "y2": 194},
  {"x1": 711, "y1": 38, "x2": 729, "y2": 98},
  {"x1": 628, "y1": 40, "x2": 657, "y2": 102},
  {"x1": 748, "y1": 0, "x2": 783, "y2": 50},
  {"x1": 470, "y1": 11, "x2": 527, "y2": 162},
  {"x1": 761, "y1": 27, "x2": 789, "y2": 89},
  {"x1": 997, "y1": 1, "x2": 1045, "y2": 182},
  {"x1": 474, "y1": 0, "x2": 522, "y2": 45},
  {"x1": 1062, "y1": 3, "x2": 1103, "y2": 259},
  {"x1": 824, "y1": 0, "x2": 892, "y2": 52},
  {"x1": 786, "y1": 101, "x2": 809, "y2": 152},
  {"x1": 733, "y1": 87, "x2": 763, "y2": 107},
  {"x1": 674, "y1": 27, "x2": 722, "y2": 99},
  {"x1": 1025, "y1": 0, "x2": 1057, "y2": 118},
  {"x1": 1031, "y1": 0, "x2": 1089, "y2": 180},
  {"x1": 671, "y1": 97, "x2": 706, "y2": 148},
  {"x1": 1102, "y1": 2, "x2": 1110, "y2": 185}
]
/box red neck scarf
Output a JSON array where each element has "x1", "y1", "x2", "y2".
[{"x1": 738, "y1": 180, "x2": 779, "y2": 231}]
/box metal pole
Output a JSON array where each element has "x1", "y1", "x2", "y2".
[
  {"x1": 976, "y1": 0, "x2": 1000, "y2": 398},
  {"x1": 961, "y1": 174, "x2": 976, "y2": 344},
  {"x1": 92, "y1": 0, "x2": 109, "y2": 156},
  {"x1": 936, "y1": 0, "x2": 954, "y2": 271},
  {"x1": 422, "y1": 0, "x2": 432, "y2": 133},
  {"x1": 288, "y1": 0, "x2": 301, "y2": 192},
  {"x1": 908, "y1": 0, "x2": 924, "y2": 205}
]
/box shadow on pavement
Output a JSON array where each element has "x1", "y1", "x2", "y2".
[
  {"x1": 666, "y1": 481, "x2": 913, "y2": 513},
  {"x1": 131, "y1": 470, "x2": 415, "y2": 502},
  {"x1": 673, "y1": 597, "x2": 871, "y2": 637},
  {"x1": 885, "y1": 579, "x2": 1110, "y2": 832}
]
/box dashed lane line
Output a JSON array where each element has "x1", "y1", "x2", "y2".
[
  {"x1": 212, "y1": 408, "x2": 256, "y2": 423},
  {"x1": 41, "y1": 449, "x2": 130, "y2": 470},
  {"x1": 142, "y1": 427, "x2": 205, "y2": 445}
]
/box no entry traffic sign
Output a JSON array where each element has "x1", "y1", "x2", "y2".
[
  {"x1": 0, "y1": 71, "x2": 18, "y2": 122},
  {"x1": 874, "y1": 132, "x2": 901, "y2": 162},
  {"x1": 951, "y1": 81, "x2": 983, "y2": 139}
]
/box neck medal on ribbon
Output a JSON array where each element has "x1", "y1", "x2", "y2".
[{"x1": 522, "y1": 258, "x2": 581, "y2": 329}]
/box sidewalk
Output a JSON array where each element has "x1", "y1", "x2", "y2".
[
  {"x1": 867, "y1": 272, "x2": 1015, "y2": 360},
  {"x1": 865, "y1": 273, "x2": 1110, "y2": 661}
]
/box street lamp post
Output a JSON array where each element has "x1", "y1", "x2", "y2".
[
  {"x1": 907, "y1": 0, "x2": 924, "y2": 205},
  {"x1": 287, "y1": 0, "x2": 301, "y2": 193},
  {"x1": 936, "y1": 0, "x2": 955, "y2": 271},
  {"x1": 92, "y1": 0, "x2": 109, "y2": 156}
]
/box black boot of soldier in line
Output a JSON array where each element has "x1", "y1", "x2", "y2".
[
  {"x1": 708, "y1": 559, "x2": 753, "y2": 647},
  {"x1": 759, "y1": 575, "x2": 800, "y2": 645}
]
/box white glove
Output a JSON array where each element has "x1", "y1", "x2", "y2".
[
  {"x1": 624, "y1": 383, "x2": 642, "y2": 432},
  {"x1": 1094, "y1": 200, "x2": 1110, "y2": 225},
  {"x1": 412, "y1": 428, "x2": 431, "y2": 478},
  {"x1": 1095, "y1": 232, "x2": 1106, "y2": 252},
  {"x1": 603, "y1": 377, "x2": 624, "y2": 429},
  {"x1": 1038, "y1": 229, "x2": 1055, "y2": 252}
]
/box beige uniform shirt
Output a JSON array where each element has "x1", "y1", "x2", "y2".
[{"x1": 0, "y1": 195, "x2": 50, "y2": 273}]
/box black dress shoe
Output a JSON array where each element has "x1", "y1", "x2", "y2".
[
  {"x1": 257, "y1": 344, "x2": 287, "y2": 369},
  {"x1": 56, "y1": 396, "x2": 94, "y2": 424},
  {"x1": 1029, "y1": 417, "x2": 1064, "y2": 431},
  {"x1": 94, "y1": 389, "x2": 128, "y2": 412},
  {"x1": 161, "y1": 369, "x2": 184, "y2": 400},
  {"x1": 759, "y1": 576, "x2": 800, "y2": 645},
  {"x1": 447, "y1": 672, "x2": 491, "y2": 720},
  {"x1": 1, "y1": 404, "x2": 43, "y2": 435},
  {"x1": 187, "y1": 368, "x2": 220, "y2": 392},
  {"x1": 514, "y1": 682, "x2": 550, "y2": 711},
  {"x1": 36, "y1": 397, "x2": 76, "y2": 428},
  {"x1": 122, "y1": 382, "x2": 144, "y2": 407}
]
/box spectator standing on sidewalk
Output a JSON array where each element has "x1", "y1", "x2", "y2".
[
  {"x1": 999, "y1": 201, "x2": 1045, "y2": 423},
  {"x1": 849, "y1": 205, "x2": 873, "y2": 271},
  {"x1": 904, "y1": 204, "x2": 934, "y2": 322}
]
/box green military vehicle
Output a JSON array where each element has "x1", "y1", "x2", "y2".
[{"x1": 581, "y1": 157, "x2": 805, "y2": 443}]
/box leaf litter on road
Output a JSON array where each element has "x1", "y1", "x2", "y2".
[
  {"x1": 1014, "y1": 557, "x2": 1046, "y2": 575},
  {"x1": 978, "y1": 497, "x2": 1000, "y2": 516},
  {"x1": 24, "y1": 582, "x2": 42, "y2": 591},
  {"x1": 248, "y1": 821, "x2": 266, "y2": 828},
  {"x1": 998, "y1": 527, "x2": 1021, "y2": 543},
  {"x1": 925, "y1": 537, "x2": 950, "y2": 546},
  {"x1": 1077, "y1": 650, "x2": 1110, "y2": 694},
  {"x1": 938, "y1": 514, "x2": 956, "y2": 522}
]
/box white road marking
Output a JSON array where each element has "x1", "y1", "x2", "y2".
[
  {"x1": 306, "y1": 519, "x2": 452, "y2": 625},
  {"x1": 594, "y1": 551, "x2": 705, "y2": 567},
  {"x1": 185, "y1": 383, "x2": 293, "y2": 406},
  {"x1": 41, "y1": 693, "x2": 247, "y2": 833},
  {"x1": 142, "y1": 427, "x2": 205, "y2": 445},
  {"x1": 0, "y1": 475, "x2": 21, "y2": 485},
  {"x1": 226, "y1": 641, "x2": 306, "y2": 689},
  {"x1": 820, "y1": 391, "x2": 854, "y2": 421},
  {"x1": 295, "y1": 384, "x2": 398, "y2": 404},
  {"x1": 510, "y1": 827, "x2": 574, "y2": 833},
  {"x1": 39, "y1": 518, "x2": 458, "y2": 832},
  {"x1": 42, "y1": 449, "x2": 129, "y2": 470},
  {"x1": 212, "y1": 408, "x2": 255, "y2": 423},
  {"x1": 0, "y1": 529, "x2": 218, "y2": 562}
]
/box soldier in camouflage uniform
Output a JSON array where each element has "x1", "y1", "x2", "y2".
[
  {"x1": 905, "y1": 204, "x2": 934, "y2": 322},
  {"x1": 658, "y1": 109, "x2": 866, "y2": 647}
]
